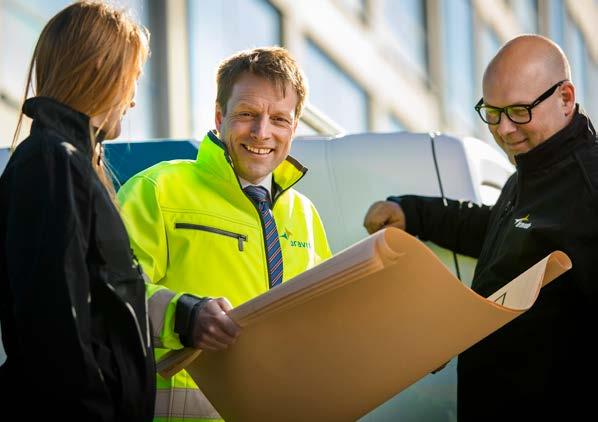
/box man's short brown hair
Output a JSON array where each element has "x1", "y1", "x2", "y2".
[{"x1": 216, "y1": 46, "x2": 307, "y2": 120}]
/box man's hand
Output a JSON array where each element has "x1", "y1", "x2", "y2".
[
  {"x1": 190, "y1": 298, "x2": 241, "y2": 351},
  {"x1": 363, "y1": 200, "x2": 406, "y2": 234}
]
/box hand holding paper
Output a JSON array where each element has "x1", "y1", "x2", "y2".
[{"x1": 190, "y1": 297, "x2": 240, "y2": 351}]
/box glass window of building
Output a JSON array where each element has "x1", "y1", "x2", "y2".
[
  {"x1": 564, "y1": 14, "x2": 588, "y2": 107},
  {"x1": 0, "y1": 1, "x2": 68, "y2": 103},
  {"x1": 117, "y1": 0, "x2": 155, "y2": 139},
  {"x1": 442, "y1": 0, "x2": 475, "y2": 130},
  {"x1": 382, "y1": 0, "x2": 428, "y2": 78},
  {"x1": 480, "y1": 26, "x2": 501, "y2": 73},
  {"x1": 304, "y1": 41, "x2": 369, "y2": 133},
  {"x1": 477, "y1": 26, "x2": 501, "y2": 144},
  {"x1": 188, "y1": 0, "x2": 281, "y2": 137},
  {"x1": 547, "y1": 0, "x2": 565, "y2": 48},
  {"x1": 0, "y1": 0, "x2": 155, "y2": 139},
  {"x1": 381, "y1": 113, "x2": 405, "y2": 132},
  {"x1": 588, "y1": 58, "x2": 598, "y2": 120},
  {"x1": 509, "y1": 0, "x2": 538, "y2": 33},
  {"x1": 295, "y1": 121, "x2": 319, "y2": 136},
  {"x1": 336, "y1": 0, "x2": 366, "y2": 19},
  {"x1": 12, "y1": 0, "x2": 67, "y2": 20}
]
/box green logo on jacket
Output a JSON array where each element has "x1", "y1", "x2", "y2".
[{"x1": 280, "y1": 230, "x2": 311, "y2": 248}]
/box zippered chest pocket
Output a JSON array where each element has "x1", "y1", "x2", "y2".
[{"x1": 175, "y1": 222, "x2": 248, "y2": 251}]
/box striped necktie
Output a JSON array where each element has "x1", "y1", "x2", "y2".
[{"x1": 244, "y1": 185, "x2": 283, "y2": 289}]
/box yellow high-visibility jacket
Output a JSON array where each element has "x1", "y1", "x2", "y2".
[{"x1": 118, "y1": 131, "x2": 332, "y2": 421}]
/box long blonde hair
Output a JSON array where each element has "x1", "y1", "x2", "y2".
[{"x1": 12, "y1": 0, "x2": 150, "y2": 195}]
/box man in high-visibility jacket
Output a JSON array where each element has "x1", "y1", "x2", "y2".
[{"x1": 118, "y1": 46, "x2": 332, "y2": 421}]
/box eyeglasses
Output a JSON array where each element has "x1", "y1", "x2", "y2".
[{"x1": 475, "y1": 80, "x2": 568, "y2": 125}]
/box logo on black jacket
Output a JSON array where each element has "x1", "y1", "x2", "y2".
[{"x1": 514, "y1": 214, "x2": 531, "y2": 229}]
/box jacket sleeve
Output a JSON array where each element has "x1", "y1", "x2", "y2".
[
  {"x1": 389, "y1": 195, "x2": 491, "y2": 258},
  {"x1": 118, "y1": 175, "x2": 168, "y2": 283},
  {"x1": 118, "y1": 176, "x2": 199, "y2": 350},
  {"x1": 5, "y1": 150, "x2": 112, "y2": 418}
]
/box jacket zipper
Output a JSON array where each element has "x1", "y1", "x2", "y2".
[
  {"x1": 175, "y1": 222, "x2": 247, "y2": 251},
  {"x1": 477, "y1": 197, "x2": 514, "y2": 274}
]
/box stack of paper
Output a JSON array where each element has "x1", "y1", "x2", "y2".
[{"x1": 157, "y1": 227, "x2": 571, "y2": 421}]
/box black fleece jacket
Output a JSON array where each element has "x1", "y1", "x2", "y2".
[
  {"x1": 0, "y1": 97, "x2": 155, "y2": 420},
  {"x1": 390, "y1": 107, "x2": 598, "y2": 420}
]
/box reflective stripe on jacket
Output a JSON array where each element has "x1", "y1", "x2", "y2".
[{"x1": 118, "y1": 131, "x2": 332, "y2": 420}]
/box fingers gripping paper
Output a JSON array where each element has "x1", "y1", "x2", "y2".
[{"x1": 157, "y1": 228, "x2": 571, "y2": 421}]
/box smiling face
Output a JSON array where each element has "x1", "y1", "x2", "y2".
[
  {"x1": 482, "y1": 35, "x2": 575, "y2": 164},
  {"x1": 215, "y1": 72, "x2": 298, "y2": 184}
]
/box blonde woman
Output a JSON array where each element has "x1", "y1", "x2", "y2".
[{"x1": 0, "y1": 1, "x2": 154, "y2": 419}]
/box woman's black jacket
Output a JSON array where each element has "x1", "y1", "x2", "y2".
[{"x1": 0, "y1": 97, "x2": 155, "y2": 420}]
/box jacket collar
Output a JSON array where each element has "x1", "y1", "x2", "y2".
[
  {"x1": 196, "y1": 130, "x2": 307, "y2": 192},
  {"x1": 515, "y1": 105, "x2": 596, "y2": 173},
  {"x1": 23, "y1": 96, "x2": 103, "y2": 157}
]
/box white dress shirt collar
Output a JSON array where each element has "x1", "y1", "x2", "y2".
[{"x1": 239, "y1": 173, "x2": 273, "y2": 197}]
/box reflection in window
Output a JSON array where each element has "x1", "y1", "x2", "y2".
[
  {"x1": 188, "y1": 0, "x2": 281, "y2": 137},
  {"x1": 0, "y1": 0, "x2": 155, "y2": 139},
  {"x1": 509, "y1": 0, "x2": 538, "y2": 33},
  {"x1": 383, "y1": 0, "x2": 427, "y2": 78},
  {"x1": 442, "y1": 0, "x2": 475, "y2": 129},
  {"x1": 304, "y1": 41, "x2": 368, "y2": 133}
]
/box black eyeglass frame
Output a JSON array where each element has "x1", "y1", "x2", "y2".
[{"x1": 474, "y1": 79, "x2": 568, "y2": 125}]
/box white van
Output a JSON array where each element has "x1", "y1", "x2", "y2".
[
  {"x1": 288, "y1": 131, "x2": 513, "y2": 421},
  {"x1": 0, "y1": 131, "x2": 513, "y2": 420}
]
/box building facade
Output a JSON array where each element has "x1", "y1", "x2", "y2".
[{"x1": 1, "y1": 0, "x2": 597, "y2": 148}]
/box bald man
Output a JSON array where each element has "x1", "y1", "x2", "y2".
[{"x1": 364, "y1": 35, "x2": 597, "y2": 420}]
